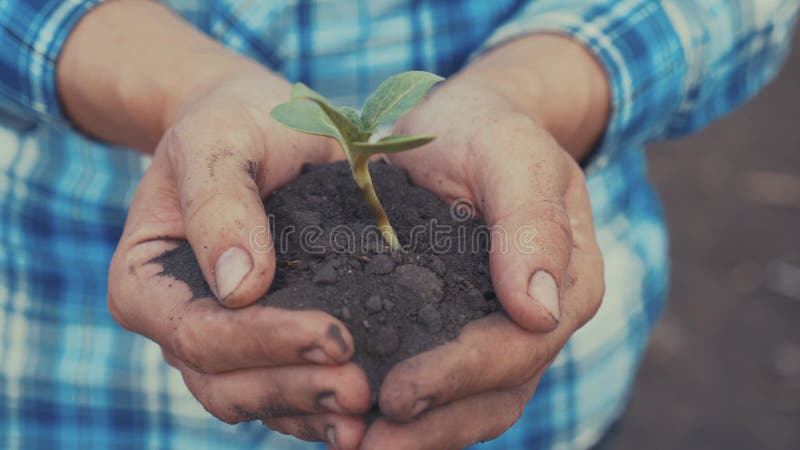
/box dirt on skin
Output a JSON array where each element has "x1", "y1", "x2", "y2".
[{"x1": 154, "y1": 161, "x2": 500, "y2": 391}]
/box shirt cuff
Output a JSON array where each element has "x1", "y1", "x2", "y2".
[
  {"x1": 2, "y1": 0, "x2": 103, "y2": 123},
  {"x1": 473, "y1": 1, "x2": 687, "y2": 170}
]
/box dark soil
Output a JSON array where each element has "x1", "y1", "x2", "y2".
[{"x1": 154, "y1": 161, "x2": 500, "y2": 391}]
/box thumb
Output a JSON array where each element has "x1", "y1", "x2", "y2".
[
  {"x1": 477, "y1": 142, "x2": 573, "y2": 333},
  {"x1": 166, "y1": 118, "x2": 274, "y2": 308}
]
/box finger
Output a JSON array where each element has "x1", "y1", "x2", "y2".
[
  {"x1": 109, "y1": 164, "x2": 355, "y2": 373},
  {"x1": 379, "y1": 314, "x2": 551, "y2": 421},
  {"x1": 473, "y1": 118, "x2": 574, "y2": 332},
  {"x1": 118, "y1": 283, "x2": 355, "y2": 372},
  {"x1": 380, "y1": 184, "x2": 603, "y2": 421},
  {"x1": 264, "y1": 414, "x2": 366, "y2": 450},
  {"x1": 561, "y1": 158, "x2": 605, "y2": 329},
  {"x1": 167, "y1": 354, "x2": 371, "y2": 424},
  {"x1": 165, "y1": 110, "x2": 274, "y2": 307},
  {"x1": 365, "y1": 381, "x2": 537, "y2": 450}
]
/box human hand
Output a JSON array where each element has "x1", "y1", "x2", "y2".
[
  {"x1": 358, "y1": 36, "x2": 608, "y2": 448},
  {"x1": 57, "y1": 3, "x2": 371, "y2": 444},
  {"x1": 106, "y1": 69, "x2": 371, "y2": 449}
]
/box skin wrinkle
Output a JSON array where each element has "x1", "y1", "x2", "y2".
[
  {"x1": 170, "y1": 314, "x2": 206, "y2": 373},
  {"x1": 487, "y1": 197, "x2": 572, "y2": 244},
  {"x1": 247, "y1": 313, "x2": 300, "y2": 364},
  {"x1": 241, "y1": 99, "x2": 272, "y2": 193},
  {"x1": 233, "y1": 404, "x2": 258, "y2": 422},
  {"x1": 258, "y1": 404, "x2": 305, "y2": 420},
  {"x1": 181, "y1": 189, "x2": 224, "y2": 226},
  {"x1": 295, "y1": 420, "x2": 322, "y2": 441},
  {"x1": 244, "y1": 159, "x2": 257, "y2": 181},
  {"x1": 265, "y1": 417, "x2": 325, "y2": 442},
  {"x1": 205, "y1": 144, "x2": 235, "y2": 178}
]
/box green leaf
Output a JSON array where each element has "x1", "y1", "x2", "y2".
[
  {"x1": 360, "y1": 71, "x2": 444, "y2": 131},
  {"x1": 270, "y1": 101, "x2": 346, "y2": 149},
  {"x1": 291, "y1": 82, "x2": 327, "y2": 103},
  {"x1": 338, "y1": 106, "x2": 363, "y2": 129},
  {"x1": 351, "y1": 134, "x2": 435, "y2": 155},
  {"x1": 291, "y1": 83, "x2": 367, "y2": 141}
]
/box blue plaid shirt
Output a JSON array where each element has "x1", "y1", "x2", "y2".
[{"x1": 0, "y1": 1, "x2": 797, "y2": 448}]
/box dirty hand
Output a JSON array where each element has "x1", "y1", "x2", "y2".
[
  {"x1": 60, "y1": 2, "x2": 370, "y2": 447},
  {"x1": 106, "y1": 69, "x2": 373, "y2": 447},
  {"x1": 361, "y1": 36, "x2": 609, "y2": 448}
]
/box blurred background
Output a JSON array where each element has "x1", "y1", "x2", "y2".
[{"x1": 610, "y1": 26, "x2": 800, "y2": 450}]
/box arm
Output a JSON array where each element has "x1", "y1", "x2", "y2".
[{"x1": 467, "y1": 0, "x2": 800, "y2": 162}]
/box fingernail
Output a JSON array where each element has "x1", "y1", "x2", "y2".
[
  {"x1": 528, "y1": 271, "x2": 560, "y2": 322},
  {"x1": 318, "y1": 392, "x2": 344, "y2": 414},
  {"x1": 325, "y1": 425, "x2": 339, "y2": 450},
  {"x1": 214, "y1": 246, "x2": 252, "y2": 301},
  {"x1": 410, "y1": 398, "x2": 431, "y2": 417},
  {"x1": 302, "y1": 346, "x2": 332, "y2": 364}
]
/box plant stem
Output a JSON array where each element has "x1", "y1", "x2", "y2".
[{"x1": 351, "y1": 154, "x2": 401, "y2": 250}]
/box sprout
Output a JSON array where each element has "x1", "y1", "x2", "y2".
[{"x1": 271, "y1": 71, "x2": 444, "y2": 250}]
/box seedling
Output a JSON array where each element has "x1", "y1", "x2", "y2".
[{"x1": 271, "y1": 71, "x2": 444, "y2": 250}]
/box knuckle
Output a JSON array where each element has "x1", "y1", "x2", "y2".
[
  {"x1": 105, "y1": 292, "x2": 130, "y2": 331},
  {"x1": 378, "y1": 378, "x2": 409, "y2": 415},
  {"x1": 482, "y1": 419, "x2": 511, "y2": 444},
  {"x1": 510, "y1": 390, "x2": 528, "y2": 423},
  {"x1": 581, "y1": 253, "x2": 606, "y2": 326},
  {"x1": 589, "y1": 278, "x2": 605, "y2": 317},
  {"x1": 534, "y1": 200, "x2": 572, "y2": 241},
  {"x1": 161, "y1": 349, "x2": 180, "y2": 367},
  {"x1": 165, "y1": 118, "x2": 197, "y2": 162},
  {"x1": 182, "y1": 188, "x2": 223, "y2": 227},
  {"x1": 195, "y1": 385, "x2": 240, "y2": 425},
  {"x1": 106, "y1": 254, "x2": 138, "y2": 332},
  {"x1": 455, "y1": 341, "x2": 484, "y2": 390},
  {"x1": 480, "y1": 391, "x2": 527, "y2": 442},
  {"x1": 265, "y1": 418, "x2": 321, "y2": 442},
  {"x1": 262, "y1": 418, "x2": 291, "y2": 435},
  {"x1": 171, "y1": 319, "x2": 209, "y2": 373},
  {"x1": 106, "y1": 291, "x2": 123, "y2": 325}
]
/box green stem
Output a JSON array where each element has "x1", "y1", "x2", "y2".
[{"x1": 351, "y1": 154, "x2": 401, "y2": 250}]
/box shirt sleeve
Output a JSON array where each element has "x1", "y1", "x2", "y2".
[
  {"x1": 0, "y1": 0, "x2": 103, "y2": 125},
  {"x1": 474, "y1": 0, "x2": 800, "y2": 163}
]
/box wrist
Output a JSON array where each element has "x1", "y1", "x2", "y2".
[{"x1": 458, "y1": 34, "x2": 610, "y2": 160}]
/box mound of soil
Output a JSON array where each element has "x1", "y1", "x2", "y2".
[{"x1": 155, "y1": 161, "x2": 499, "y2": 391}]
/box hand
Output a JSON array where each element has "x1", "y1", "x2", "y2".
[
  {"x1": 106, "y1": 70, "x2": 371, "y2": 449},
  {"x1": 59, "y1": 3, "x2": 370, "y2": 446},
  {"x1": 358, "y1": 37, "x2": 608, "y2": 448}
]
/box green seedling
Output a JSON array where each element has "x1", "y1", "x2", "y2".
[{"x1": 271, "y1": 71, "x2": 444, "y2": 250}]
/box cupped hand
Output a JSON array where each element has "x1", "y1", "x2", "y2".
[
  {"x1": 107, "y1": 70, "x2": 370, "y2": 449},
  {"x1": 359, "y1": 77, "x2": 605, "y2": 448}
]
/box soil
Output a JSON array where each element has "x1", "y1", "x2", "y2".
[{"x1": 154, "y1": 161, "x2": 500, "y2": 391}]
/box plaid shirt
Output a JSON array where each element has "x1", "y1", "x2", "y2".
[{"x1": 0, "y1": 1, "x2": 797, "y2": 448}]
